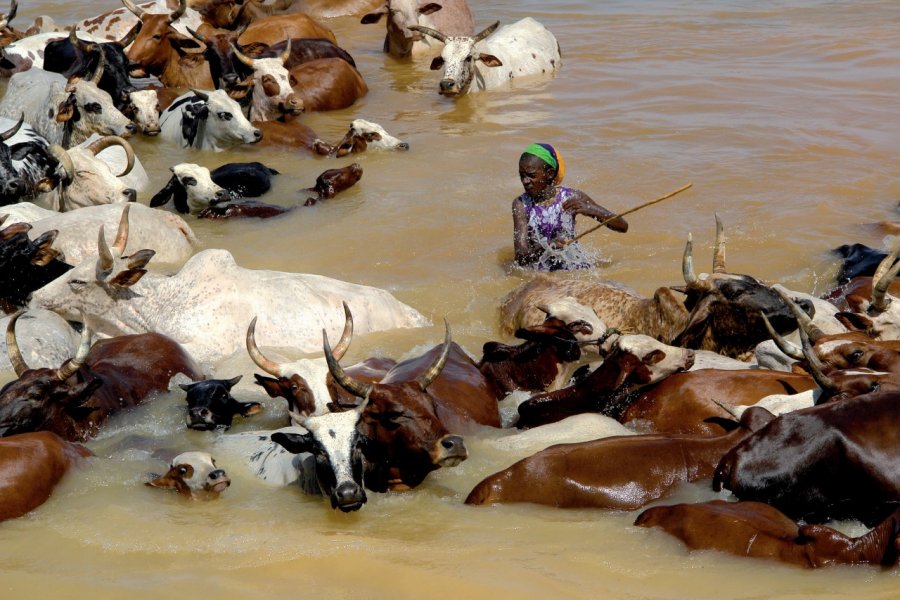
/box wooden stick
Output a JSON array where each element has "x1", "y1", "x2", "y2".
[{"x1": 566, "y1": 182, "x2": 693, "y2": 245}]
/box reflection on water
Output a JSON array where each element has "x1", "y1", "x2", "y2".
[{"x1": 2, "y1": 0, "x2": 900, "y2": 598}]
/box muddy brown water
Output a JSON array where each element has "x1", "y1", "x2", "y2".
[{"x1": 1, "y1": 1, "x2": 899, "y2": 598}]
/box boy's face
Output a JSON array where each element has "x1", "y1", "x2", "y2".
[{"x1": 519, "y1": 155, "x2": 554, "y2": 198}]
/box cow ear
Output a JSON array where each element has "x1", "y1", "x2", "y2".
[
  {"x1": 146, "y1": 472, "x2": 176, "y2": 489},
  {"x1": 253, "y1": 373, "x2": 284, "y2": 398},
  {"x1": 56, "y1": 94, "x2": 77, "y2": 123},
  {"x1": 178, "y1": 382, "x2": 197, "y2": 392},
  {"x1": 109, "y1": 268, "x2": 147, "y2": 288},
  {"x1": 419, "y1": 3, "x2": 443, "y2": 16},
  {"x1": 835, "y1": 311, "x2": 874, "y2": 333},
  {"x1": 566, "y1": 320, "x2": 594, "y2": 336},
  {"x1": 641, "y1": 349, "x2": 665, "y2": 366},
  {"x1": 271, "y1": 431, "x2": 313, "y2": 454},
  {"x1": 360, "y1": 9, "x2": 387, "y2": 24},
  {"x1": 150, "y1": 177, "x2": 177, "y2": 207},
  {"x1": 478, "y1": 53, "x2": 503, "y2": 67},
  {"x1": 363, "y1": 132, "x2": 382, "y2": 142},
  {"x1": 429, "y1": 56, "x2": 444, "y2": 70},
  {"x1": 125, "y1": 249, "x2": 155, "y2": 270},
  {"x1": 239, "y1": 401, "x2": 262, "y2": 417},
  {"x1": 481, "y1": 341, "x2": 514, "y2": 361}
]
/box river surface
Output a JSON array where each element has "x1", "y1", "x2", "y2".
[{"x1": 1, "y1": 0, "x2": 899, "y2": 598}]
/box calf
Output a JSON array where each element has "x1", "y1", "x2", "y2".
[
  {"x1": 714, "y1": 390, "x2": 900, "y2": 526},
  {"x1": 467, "y1": 407, "x2": 774, "y2": 509},
  {"x1": 180, "y1": 375, "x2": 262, "y2": 430},
  {"x1": 301, "y1": 164, "x2": 363, "y2": 205},
  {"x1": 332, "y1": 119, "x2": 410, "y2": 155},
  {"x1": 159, "y1": 89, "x2": 262, "y2": 151},
  {"x1": 150, "y1": 164, "x2": 231, "y2": 214},
  {"x1": 636, "y1": 501, "x2": 900, "y2": 568},
  {"x1": 0, "y1": 430, "x2": 92, "y2": 522},
  {"x1": 146, "y1": 451, "x2": 231, "y2": 500}
]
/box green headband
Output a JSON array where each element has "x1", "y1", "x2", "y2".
[{"x1": 522, "y1": 143, "x2": 558, "y2": 171}]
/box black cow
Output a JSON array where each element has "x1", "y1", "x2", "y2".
[
  {"x1": 211, "y1": 161, "x2": 279, "y2": 198},
  {"x1": 0, "y1": 219, "x2": 71, "y2": 310},
  {"x1": 180, "y1": 375, "x2": 262, "y2": 430}
]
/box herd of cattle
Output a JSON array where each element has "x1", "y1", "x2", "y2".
[{"x1": 0, "y1": 0, "x2": 898, "y2": 573}]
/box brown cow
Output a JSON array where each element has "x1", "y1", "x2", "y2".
[
  {"x1": 635, "y1": 500, "x2": 900, "y2": 568},
  {"x1": 287, "y1": 57, "x2": 368, "y2": 112},
  {"x1": 1, "y1": 312, "x2": 204, "y2": 441},
  {"x1": 0, "y1": 431, "x2": 92, "y2": 522},
  {"x1": 466, "y1": 407, "x2": 774, "y2": 509},
  {"x1": 237, "y1": 13, "x2": 336, "y2": 46}
]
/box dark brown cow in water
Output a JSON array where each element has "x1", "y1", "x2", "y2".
[
  {"x1": 635, "y1": 500, "x2": 900, "y2": 568},
  {"x1": 466, "y1": 408, "x2": 773, "y2": 510},
  {"x1": 0, "y1": 430, "x2": 92, "y2": 522},
  {"x1": 714, "y1": 390, "x2": 900, "y2": 526},
  {"x1": 0, "y1": 312, "x2": 204, "y2": 441}
]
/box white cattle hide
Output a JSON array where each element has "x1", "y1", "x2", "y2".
[
  {"x1": 2, "y1": 31, "x2": 110, "y2": 70},
  {"x1": 363, "y1": 0, "x2": 474, "y2": 57},
  {"x1": 0, "y1": 309, "x2": 80, "y2": 376},
  {"x1": 128, "y1": 89, "x2": 161, "y2": 135}
]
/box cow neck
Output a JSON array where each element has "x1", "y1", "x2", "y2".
[{"x1": 194, "y1": 113, "x2": 208, "y2": 150}]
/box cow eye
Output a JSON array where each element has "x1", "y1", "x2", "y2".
[
  {"x1": 870, "y1": 382, "x2": 881, "y2": 392},
  {"x1": 84, "y1": 102, "x2": 102, "y2": 114},
  {"x1": 69, "y1": 279, "x2": 88, "y2": 292},
  {"x1": 152, "y1": 34, "x2": 162, "y2": 41},
  {"x1": 849, "y1": 350, "x2": 864, "y2": 363},
  {"x1": 178, "y1": 466, "x2": 188, "y2": 475},
  {"x1": 182, "y1": 177, "x2": 197, "y2": 186},
  {"x1": 217, "y1": 112, "x2": 233, "y2": 121}
]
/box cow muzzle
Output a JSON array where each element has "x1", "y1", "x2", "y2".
[
  {"x1": 433, "y1": 434, "x2": 467, "y2": 467},
  {"x1": 439, "y1": 79, "x2": 460, "y2": 96},
  {"x1": 186, "y1": 407, "x2": 218, "y2": 430},
  {"x1": 206, "y1": 469, "x2": 231, "y2": 494},
  {"x1": 331, "y1": 481, "x2": 367, "y2": 512}
]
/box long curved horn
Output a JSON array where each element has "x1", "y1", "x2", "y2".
[
  {"x1": 192, "y1": 89, "x2": 209, "y2": 102},
  {"x1": 122, "y1": 0, "x2": 146, "y2": 18},
  {"x1": 97, "y1": 224, "x2": 114, "y2": 272},
  {"x1": 0, "y1": 112, "x2": 23, "y2": 141},
  {"x1": 323, "y1": 329, "x2": 372, "y2": 399},
  {"x1": 407, "y1": 24, "x2": 446, "y2": 43},
  {"x1": 416, "y1": 319, "x2": 451, "y2": 391},
  {"x1": 246, "y1": 316, "x2": 282, "y2": 376},
  {"x1": 473, "y1": 20, "x2": 500, "y2": 43},
  {"x1": 230, "y1": 42, "x2": 255, "y2": 67},
  {"x1": 90, "y1": 48, "x2": 105, "y2": 84},
  {"x1": 279, "y1": 37, "x2": 291, "y2": 64},
  {"x1": 6, "y1": 310, "x2": 29, "y2": 377},
  {"x1": 771, "y1": 285, "x2": 825, "y2": 343},
  {"x1": 117, "y1": 20, "x2": 142, "y2": 47},
  {"x1": 4, "y1": 0, "x2": 17, "y2": 26},
  {"x1": 186, "y1": 26, "x2": 208, "y2": 45},
  {"x1": 112, "y1": 203, "x2": 131, "y2": 254},
  {"x1": 798, "y1": 322, "x2": 835, "y2": 391},
  {"x1": 49, "y1": 144, "x2": 74, "y2": 183},
  {"x1": 712, "y1": 213, "x2": 726, "y2": 273},
  {"x1": 86, "y1": 136, "x2": 135, "y2": 177},
  {"x1": 55, "y1": 321, "x2": 92, "y2": 381},
  {"x1": 168, "y1": 0, "x2": 187, "y2": 23},
  {"x1": 332, "y1": 301, "x2": 354, "y2": 360},
  {"x1": 761, "y1": 313, "x2": 803, "y2": 360},
  {"x1": 682, "y1": 232, "x2": 700, "y2": 285},
  {"x1": 870, "y1": 250, "x2": 900, "y2": 313}
]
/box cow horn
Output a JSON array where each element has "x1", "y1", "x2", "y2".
[
  {"x1": 55, "y1": 321, "x2": 93, "y2": 381},
  {"x1": 121, "y1": 0, "x2": 146, "y2": 18},
  {"x1": 473, "y1": 21, "x2": 500, "y2": 43},
  {"x1": 4, "y1": 0, "x2": 17, "y2": 25},
  {"x1": 416, "y1": 319, "x2": 451, "y2": 391},
  {"x1": 112, "y1": 203, "x2": 131, "y2": 254},
  {"x1": 246, "y1": 316, "x2": 282, "y2": 376},
  {"x1": 117, "y1": 20, "x2": 142, "y2": 47},
  {"x1": 682, "y1": 232, "x2": 699, "y2": 285},
  {"x1": 870, "y1": 250, "x2": 900, "y2": 313},
  {"x1": 6, "y1": 310, "x2": 30, "y2": 377},
  {"x1": 169, "y1": 0, "x2": 187, "y2": 23},
  {"x1": 798, "y1": 322, "x2": 835, "y2": 391},
  {"x1": 407, "y1": 24, "x2": 446, "y2": 43},
  {"x1": 186, "y1": 26, "x2": 208, "y2": 45},
  {"x1": 761, "y1": 313, "x2": 803, "y2": 360},
  {"x1": 0, "y1": 112, "x2": 23, "y2": 141},
  {"x1": 771, "y1": 285, "x2": 825, "y2": 343},
  {"x1": 68, "y1": 26, "x2": 78, "y2": 45},
  {"x1": 280, "y1": 38, "x2": 291, "y2": 64},
  {"x1": 49, "y1": 144, "x2": 74, "y2": 183},
  {"x1": 534, "y1": 304, "x2": 551, "y2": 315},
  {"x1": 86, "y1": 136, "x2": 135, "y2": 177},
  {"x1": 90, "y1": 48, "x2": 105, "y2": 84},
  {"x1": 323, "y1": 329, "x2": 372, "y2": 400},
  {"x1": 230, "y1": 42, "x2": 255, "y2": 67},
  {"x1": 97, "y1": 225, "x2": 114, "y2": 272},
  {"x1": 712, "y1": 213, "x2": 726, "y2": 273},
  {"x1": 192, "y1": 89, "x2": 209, "y2": 102},
  {"x1": 332, "y1": 301, "x2": 354, "y2": 360}
]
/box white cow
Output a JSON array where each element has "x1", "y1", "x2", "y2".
[
  {"x1": 0, "y1": 69, "x2": 135, "y2": 147},
  {"x1": 29, "y1": 206, "x2": 429, "y2": 365},
  {"x1": 149, "y1": 163, "x2": 229, "y2": 214},
  {"x1": 0, "y1": 308, "x2": 80, "y2": 375},
  {"x1": 74, "y1": 0, "x2": 206, "y2": 42},
  {"x1": 332, "y1": 119, "x2": 411, "y2": 156},
  {"x1": 127, "y1": 89, "x2": 161, "y2": 136},
  {"x1": 411, "y1": 17, "x2": 561, "y2": 96},
  {"x1": 159, "y1": 89, "x2": 262, "y2": 151},
  {"x1": 361, "y1": 0, "x2": 474, "y2": 57},
  {"x1": 231, "y1": 42, "x2": 303, "y2": 122},
  {"x1": 0, "y1": 202, "x2": 198, "y2": 265}
]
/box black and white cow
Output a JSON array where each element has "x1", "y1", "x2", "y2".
[
  {"x1": 159, "y1": 89, "x2": 262, "y2": 151},
  {"x1": 0, "y1": 116, "x2": 60, "y2": 206}
]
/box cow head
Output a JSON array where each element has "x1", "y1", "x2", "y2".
[
  {"x1": 146, "y1": 451, "x2": 231, "y2": 500},
  {"x1": 361, "y1": 0, "x2": 444, "y2": 57},
  {"x1": 55, "y1": 64, "x2": 136, "y2": 145},
  {"x1": 835, "y1": 250, "x2": 900, "y2": 340},
  {"x1": 176, "y1": 89, "x2": 262, "y2": 150},
  {"x1": 0, "y1": 114, "x2": 26, "y2": 202},
  {"x1": 333, "y1": 119, "x2": 409, "y2": 157},
  {"x1": 231, "y1": 40, "x2": 302, "y2": 121},
  {"x1": 187, "y1": 27, "x2": 255, "y2": 100},
  {"x1": 49, "y1": 136, "x2": 137, "y2": 209},
  {"x1": 271, "y1": 400, "x2": 370, "y2": 512},
  {"x1": 410, "y1": 21, "x2": 501, "y2": 96},
  {"x1": 180, "y1": 375, "x2": 261, "y2": 430},
  {"x1": 0, "y1": 220, "x2": 71, "y2": 308},
  {"x1": 150, "y1": 163, "x2": 230, "y2": 214},
  {"x1": 247, "y1": 304, "x2": 354, "y2": 421},
  {"x1": 0, "y1": 312, "x2": 101, "y2": 439},
  {"x1": 324, "y1": 318, "x2": 467, "y2": 491},
  {"x1": 123, "y1": 89, "x2": 160, "y2": 135},
  {"x1": 123, "y1": 0, "x2": 205, "y2": 77},
  {"x1": 191, "y1": 0, "x2": 243, "y2": 29}
]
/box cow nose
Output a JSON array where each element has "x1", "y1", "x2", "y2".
[
  {"x1": 333, "y1": 482, "x2": 366, "y2": 512},
  {"x1": 124, "y1": 123, "x2": 137, "y2": 135},
  {"x1": 213, "y1": 189, "x2": 230, "y2": 203},
  {"x1": 252, "y1": 129, "x2": 262, "y2": 141},
  {"x1": 123, "y1": 188, "x2": 136, "y2": 202},
  {"x1": 397, "y1": 142, "x2": 410, "y2": 150},
  {"x1": 439, "y1": 79, "x2": 456, "y2": 93},
  {"x1": 436, "y1": 434, "x2": 467, "y2": 467},
  {"x1": 144, "y1": 126, "x2": 161, "y2": 136},
  {"x1": 208, "y1": 469, "x2": 226, "y2": 481},
  {"x1": 222, "y1": 73, "x2": 239, "y2": 86},
  {"x1": 5, "y1": 177, "x2": 22, "y2": 193}
]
